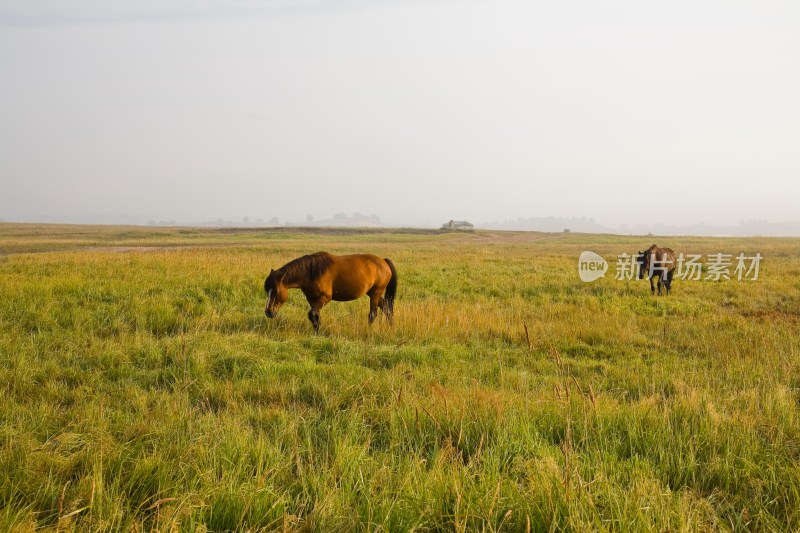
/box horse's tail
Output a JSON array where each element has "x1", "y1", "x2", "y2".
[{"x1": 384, "y1": 258, "x2": 398, "y2": 317}]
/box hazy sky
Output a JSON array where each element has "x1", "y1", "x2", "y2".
[{"x1": 1, "y1": 0, "x2": 799, "y2": 227}]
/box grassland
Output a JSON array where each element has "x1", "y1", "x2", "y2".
[{"x1": 1, "y1": 223, "x2": 799, "y2": 532}]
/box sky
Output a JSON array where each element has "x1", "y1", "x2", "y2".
[{"x1": 1, "y1": 0, "x2": 799, "y2": 228}]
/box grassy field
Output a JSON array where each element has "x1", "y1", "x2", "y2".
[{"x1": 1, "y1": 223, "x2": 799, "y2": 532}]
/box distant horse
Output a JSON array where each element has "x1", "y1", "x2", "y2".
[
  {"x1": 637, "y1": 245, "x2": 676, "y2": 295},
  {"x1": 264, "y1": 252, "x2": 397, "y2": 332}
]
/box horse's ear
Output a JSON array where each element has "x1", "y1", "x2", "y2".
[{"x1": 269, "y1": 268, "x2": 275, "y2": 274}]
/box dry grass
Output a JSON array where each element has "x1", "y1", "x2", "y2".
[{"x1": 1, "y1": 223, "x2": 799, "y2": 531}]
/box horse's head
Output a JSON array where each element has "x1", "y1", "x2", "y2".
[
  {"x1": 636, "y1": 250, "x2": 649, "y2": 279},
  {"x1": 264, "y1": 269, "x2": 288, "y2": 318}
]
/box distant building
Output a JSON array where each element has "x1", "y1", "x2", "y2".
[
  {"x1": 442, "y1": 220, "x2": 474, "y2": 230},
  {"x1": 564, "y1": 228, "x2": 571, "y2": 233}
]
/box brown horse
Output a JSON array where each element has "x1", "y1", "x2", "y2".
[
  {"x1": 636, "y1": 244, "x2": 676, "y2": 295},
  {"x1": 264, "y1": 252, "x2": 397, "y2": 332}
]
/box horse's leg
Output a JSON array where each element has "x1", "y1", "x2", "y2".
[
  {"x1": 367, "y1": 289, "x2": 381, "y2": 325},
  {"x1": 666, "y1": 270, "x2": 674, "y2": 295},
  {"x1": 650, "y1": 277, "x2": 656, "y2": 294},
  {"x1": 658, "y1": 274, "x2": 664, "y2": 296},
  {"x1": 306, "y1": 294, "x2": 330, "y2": 333},
  {"x1": 307, "y1": 309, "x2": 320, "y2": 332}
]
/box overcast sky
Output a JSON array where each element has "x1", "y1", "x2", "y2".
[{"x1": 1, "y1": 0, "x2": 798, "y2": 227}]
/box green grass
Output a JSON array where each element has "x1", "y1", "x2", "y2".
[{"x1": 1, "y1": 224, "x2": 799, "y2": 531}]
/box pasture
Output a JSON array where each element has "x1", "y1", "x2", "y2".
[{"x1": 1, "y1": 224, "x2": 799, "y2": 531}]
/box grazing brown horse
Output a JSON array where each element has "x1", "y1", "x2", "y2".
[
  {"x1": 636, "y1": 244, "x2": 676, "y2": 295},
  {"x1": 264, "y1": 252, "x2": 397, "y2": 332}
]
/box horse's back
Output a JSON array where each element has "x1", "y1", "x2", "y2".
[
  {"x1": 648, "y1": 244, "x2": 675, "y2": 256},
  {"x1": 658, "y1": 247, "x2": 677, "y2": 271},
  {"x1": 327, "y1": 254, "x2": 392, "y2": 300},
  {"x1": 333, "y1": 253, "x2": 388, "y2": 271}
]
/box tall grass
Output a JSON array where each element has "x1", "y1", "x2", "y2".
[{"x1": 1, "y1": 224, "x2": 799, "y2": 531}]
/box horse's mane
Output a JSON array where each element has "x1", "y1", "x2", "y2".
[
  {"x1": 279, "y1": 252, "x2": 334, "y2": 280},
  {"x1": 646, "y1": 244, "x2": 675, "y2": 256}
]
